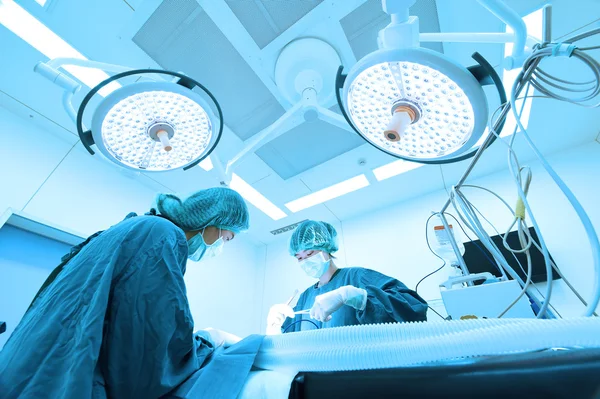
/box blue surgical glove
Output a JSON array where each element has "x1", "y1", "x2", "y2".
[{"x1": 310, "y1": 285, "x2": 367, "y2": 322}]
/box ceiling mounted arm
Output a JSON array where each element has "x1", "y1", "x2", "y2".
[
  {"x1": 209, "y1": 152, "x2": 230, "y2": 186},
  {"x1": 378, "y1": 0, "x2": 419, "y2": 50},
  {"x1": 224, "y1": 38, "x2": 347, "y2": 179},
  {"x1": 45, "y1": 58, "x2": 134, "y2": 73},
  {"x1": 224, "y1": 92, "x2": 360, "y2": 180},
  {"x1": 34, "y1": 61, "x2": 81, "y2": 94},
  {"x1": 477, "y1": 0, "x2": 527, "y2": 69},
  {"x1": 34, "y1": 59, "x2": 167, "y2": 125},
  {"x1": 225, "y1": 101, "x2": 305, "y2": 177},
  {"x1": 377, "y1": 0, "x2": 529, "y2": 69},
  {"x1": 34, "y1": 62, "x2": 82, "y2": 125},
  {"x1": 44, "y1": 58, "x2": 169, "y2": 82},
  {"x1": 419, "y1": 32, "x2": 515, "y2": 44},
  {"x1": 314, "y1": 106, "x2": 358, "y2": 133}
]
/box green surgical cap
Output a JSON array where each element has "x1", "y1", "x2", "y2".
[
  {"x1": 289, "y1": 220, "x2": 338, "y2": 256},
  {"x1": 156, "y1": 187, "x2": 249, "y2": 233}
]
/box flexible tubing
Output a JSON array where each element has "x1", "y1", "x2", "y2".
[
  {"x1": 255, "y1": 318, "x2": 600, "y2": 372},
  {"x1": 260, "y1": 318, "x2": 525, "y2": 352}
]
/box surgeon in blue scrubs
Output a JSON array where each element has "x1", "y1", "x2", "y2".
[
  {"x1": 0, "y1": 187, "x2": 258, "y2": 399},
  {"x1": 267, "y1": 220, "x2": 428, "y2": 334}
]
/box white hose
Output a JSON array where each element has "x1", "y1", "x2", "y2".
[
  {"x1": 260, "y1": 318, "x2": 525, "y2": 351},
  {"x1": 255, "y1": 318, "x2": 600, "y2": 372}
]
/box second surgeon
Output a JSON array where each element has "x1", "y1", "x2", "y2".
[{"x1": 267, "y1": 220, "x2": 428, "y2": 334}]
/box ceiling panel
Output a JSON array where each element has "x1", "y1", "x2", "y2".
[
  {"x1": 295, "y1": 141, "x2": 390, "y2": 191},
  {"x1": 255, "y1": 120, "x2": 366, "y2": 180},
  {"x1": 225, "y1": 0, "x2": 324, "y2": 49},
  {"x1": 132, "y1": 0, "x2": 286, "y2": 141}
]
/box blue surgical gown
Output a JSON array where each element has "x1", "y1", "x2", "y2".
[
  {"x1": 282, "y1": 267, "x2": 428, "y2": 333},
  {"x1": 0, "y1": 214, "x2": 261, "y2": 398}
]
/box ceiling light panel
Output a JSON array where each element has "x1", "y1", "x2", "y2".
[{"x1": 285, "y1": 175, "x2": 370, "y2": 212}]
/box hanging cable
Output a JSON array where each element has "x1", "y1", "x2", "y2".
[
  {"x1": 445, "y1": 30, "x2": 600, "y2": 317},
  {"x1": 416, "y1": 214, "x2": 447, "y2": 295},
  {"x1": 508, "y1": 38, "x2": 600, "y2": 316},
  {"x1": 427, "y1": 306, "x2": 447, "y2": 320}
]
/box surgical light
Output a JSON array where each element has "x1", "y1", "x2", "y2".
[
  {"x1": 89, "y1": 80, "x2": 219, "y2": 172},
  {"x1": 336, "y1": 0, "x2": 508, "y2": 165},
  {"x1": 345, "y1": 50, "x2": 486, "y2": 160},
  {"x1": 35, "y1": 61, "x2": 224, "y2": 172}
]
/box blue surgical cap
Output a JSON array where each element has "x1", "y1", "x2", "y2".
[
  {"x1": 289, "y1": 220, "x2": 338, "y2": 256},
  {"x1": 156, "y1": 187, "x2": 249, "y2": 233}
]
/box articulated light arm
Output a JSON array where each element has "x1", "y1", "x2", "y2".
[
  {"x1": 45, "y1": 58, "x2": 133, "y2": 73},
  {"x1": 34, "y1": 60, "x2": 125, "y2": 125},
  {"x1": 476, "y1": 0, "x2": 527, "y2": 69},
  {"x1": 34, "y1": 61, "x2": 81, "y2": 93},
  {"x1": 34, "y1": 62, "x2": 82, "y2": 124},
  {"x1": 35, "y1": 59, "x2": 169, "y2": 124},
  {"x1": 209, "y1": 153, "x2": 230, "y2": 186},
  {"x1": 45, "y1": 58, "x2": 169, "y2": 81},
  {"x1": 378, "y1": 0, "x2": 529, "y2": 69},
  {"x1": 224, "y1": 84, "x2": 361, "y2": 180},
  {"x1": 419, "y1": 32, "x2": 515, "y2": 44},
  {"x1": 316, "y1": 106, "x2": 357, "y2": 134},
  {"x1": 62, "y1": 91, "x2": 78, "y2": 123},
  {"x1": 224, "y1": 101, "x2": 305, "y2": 178},
  {"x1": 378, "y1": 0, "x2": 419, "y2": 50}
]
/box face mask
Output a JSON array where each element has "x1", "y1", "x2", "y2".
[
  {"x1": 187, "y1": 233, "x2": 207, "y2": 262},
  {"x1": 204, "y1": 236, "x2": 224, "y2": 260},
  {"x1": 300, "y1": 252, "x2": 330, "y2": 278},
  {"x1": 188, "y1": 229, "x2": 225, "y2": 262}
]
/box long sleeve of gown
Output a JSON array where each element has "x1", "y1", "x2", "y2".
[{"x1": 353, "y1": 268, "x2": 428, "y2": 324}]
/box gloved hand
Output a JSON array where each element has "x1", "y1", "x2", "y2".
[
  {"x1": 266, "y1": 304, "x2": 295, "y2": 335},
  {"x1": 201, "y1": 327, "x2": 242, "y2": 348},
  {"x1": 310, "y1": 285, "x2": 367, "y2": 322}
]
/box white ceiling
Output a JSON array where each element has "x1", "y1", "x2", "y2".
[{"x1": 0, "y1": 0, "x2": 599, "y2": 245}]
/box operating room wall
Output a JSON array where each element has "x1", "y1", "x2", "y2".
[
  {"x1": 0, "y1": 105, "x2": 161, "y2": 235},
  {"x1": 260, "y1": 141, "x2": 600, "y2": 325},
  {"x1": 0, "y1": 225, "x2": 72, "y2": 349},
  {"x1": 184, "y1": 241, "x2": 266, "y2": 337},
  {"x1": 0, "y1": 105, "x2": 266, "y2": 337}
]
